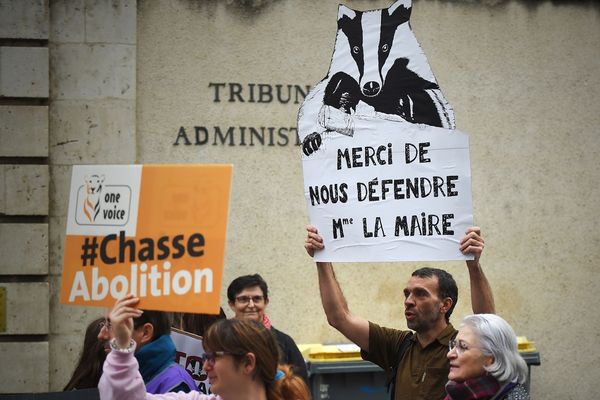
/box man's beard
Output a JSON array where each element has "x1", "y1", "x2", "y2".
[{"x1": 406, "y1": 305, "x2": 440, "y2": 333}]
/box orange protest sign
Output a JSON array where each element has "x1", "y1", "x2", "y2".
[{"x1": 60, "y1": 164, "x2": 232, "y2": 314}]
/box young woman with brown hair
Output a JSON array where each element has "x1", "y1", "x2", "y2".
[{"x1": 99, "y1": 294, "x2": 310, "y2": 400}]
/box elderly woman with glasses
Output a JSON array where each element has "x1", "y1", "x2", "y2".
[
  {"x1": 99, "y1": 294, "x2": 310, "y2": 400},
  {"x1": 445, "y1": 314, "x2": 529, "y2": 400}
]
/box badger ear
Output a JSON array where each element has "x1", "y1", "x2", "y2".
[
  {"x1": 338, "y1": 4, "x2": 356, "y2": 21},
  {"x1": 388, "y1": 0, "x2": 412, "y2": 18}
]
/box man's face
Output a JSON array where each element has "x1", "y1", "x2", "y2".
[
  {"x1": 403, "y1": 275, "x2": 445, "y2": 333},
  {"x1": 229, "y1": 285, "x2": 268, "y2": 323}
]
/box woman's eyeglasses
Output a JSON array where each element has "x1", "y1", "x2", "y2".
[
  {"x1": 98, "y1": 319, "x2": 112, "y2": 331},
  {"x1": 448, "y1": 339, "x2": 479, "y2": 355},
  {"x1": 201, "y1": 351, "x2": 245, "y2": 366},
  {"x1": 235, "y1": 295, "x2": 265, "y2": 305}
]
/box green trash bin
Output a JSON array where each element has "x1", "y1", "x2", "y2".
[
  {"x1": 307, "y1": 360, "x2": 388, "y2": 400},
  {"x1": 521, "y1": 351, "x2": 541, "y2": 395},
  {"x1": 307, "y1": 352, "x2": 540, "y2": 400}
]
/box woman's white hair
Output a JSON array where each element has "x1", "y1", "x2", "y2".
[{"x1": 461, "y1": 314, "x2": 528, "y2": 384}]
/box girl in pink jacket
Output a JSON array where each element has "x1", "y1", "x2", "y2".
[{"x1": 99, "y1": 295, "x2": 310, "y2": 400}]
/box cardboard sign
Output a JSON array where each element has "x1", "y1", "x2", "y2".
[
  {"x1": 303, "y1": 113, "x2": 473, "y2": 262},
  {"x1": 172, "y1": 328, "x2": 211, "y2": 394},
  {"x1": 298, "y1": 1, "x2": 472, "y2": 262},
  {"x1": 60, "y1": 164, "x2": 232, "y2": 313}
]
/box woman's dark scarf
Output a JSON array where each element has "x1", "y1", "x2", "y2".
[{"x1": 444, "y1": 375, "x2": 517, "y2": 400}]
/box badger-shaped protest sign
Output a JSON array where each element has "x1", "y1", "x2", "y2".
[
  {"x1": 299, "y1": 0, "x2": 473, "y2": 262},
  {"x1": 60, "y1": 164, "x2": 232, "y2": 313}
]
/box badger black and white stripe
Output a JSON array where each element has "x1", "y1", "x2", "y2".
[{"x1": 308, "y1": 0, "x2": 455, "y2": 132}]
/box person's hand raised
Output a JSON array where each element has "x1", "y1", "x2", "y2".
[
  {"x1": 305, "y1": 225, "x2": 324, "y2": 257},
  {"x1": 460, "y1": 227, "x2": 484, "y2": 269},
  {"x1": 109, "y1": 294, "x2": 143, "y2": 349}
]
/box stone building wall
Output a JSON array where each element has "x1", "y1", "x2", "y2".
[
  {"x1": 0, "y1": 0, "x2": 50, "y2": 392},
  {"x1": 0, "y1": 0, "x2": 136, "y2": 392},
  {"x1": 47, "y1": 0, "x2": 137, "y2": 391},
  {"x1": 0, "y1": 1, "x2": 598, "y2": 398}
]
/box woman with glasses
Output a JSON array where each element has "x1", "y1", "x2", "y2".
[
  {"x1": 445, "y1": 314, "x2": 529, "y2": 400},
  {"x1": 99, "y1": 294, "x2": 310, "y2": 400},
  {"x1": 227, "y1": 274, "x2": 309, "y2": 383}
]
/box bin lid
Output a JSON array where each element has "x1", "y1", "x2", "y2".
[
  {"x1": 299, "y1": 343, "x2": 363, "y2": 362},
  {"x1": 517, "y1": 336, "x2": 537, "y2": 353}
]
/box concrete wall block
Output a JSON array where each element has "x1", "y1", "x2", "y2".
[
  {"x1": 0, "y1": 166, "x2": 5, "y2": 213},
  {"x1": 0, "y1": 47, "x2": 49, "y2": 98},
  {"x1": 49, "y1": 315, "x2": 105, "y2": 390},
  {"x1": 49, "y1": 100, "x2": 135, "y2": 164},
  {"x1": 49, "y1": 275, "x2": 105, "y2": 335},
  {"x1": 50, "y1": 43, "x2": 135, "y2": 100},
  {"x1": 49, "y1": 216, "x2": 66, "y2": 276},
  {"x1": 0, "y1": 0, "x2": 49, "y2": 39},
  {"x1": 0, "y1": 342, "x2": 49, "y2": 393},
  {"x1": 0, "y1": 105, "x2": 49, "y2": 157},
  {"x1": 85, "y1": 0, "x2": 136, "y2": 44},
  {"x1": 0, "y1": 282, "x2": 49, "y2": 335},
  {"x1": 50, "y1": 333, "x2": 88, "y2": 391},
  {"x1": 49, "y1": 0, "x2": 85, "y2": 43},
  {"x1": 0, "y1": 224, "x2": 48, "y2": 275},
  {"x1": 0, "y1": 165, "x2": 49, "y2": 215},
  {"x1": 49, "y1": 165, "x2": 71, "y2": 218}
]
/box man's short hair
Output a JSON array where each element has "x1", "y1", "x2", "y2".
[
  {"x1": 411, "y1": 267, "x2": 458, "y2": 322},
  {"x1": 227, "y1": 274, "x2": 269, "y2": 302},
  {"x1": 133, "y1": 310, "x2": 172, "y2": 341}
]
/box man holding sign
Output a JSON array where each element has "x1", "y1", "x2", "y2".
[
  {"x1": 299, "y1": 2, "x2": 495, "y2": 398},
  {"x1": 304, "y1": 225, "x2": 494, "y2": 400}
]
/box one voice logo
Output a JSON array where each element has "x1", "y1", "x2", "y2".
[{"x1": 75, "y1": 174, "x2": 132, "y2": 226}]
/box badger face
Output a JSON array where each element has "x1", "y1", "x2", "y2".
[{"x1": 338, "y1": 1, "x2": 411, "y2": 97}]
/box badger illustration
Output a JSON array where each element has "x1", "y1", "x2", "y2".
[{"x1": 299, "y1": 0, "x2": 455, "y2": 156}]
